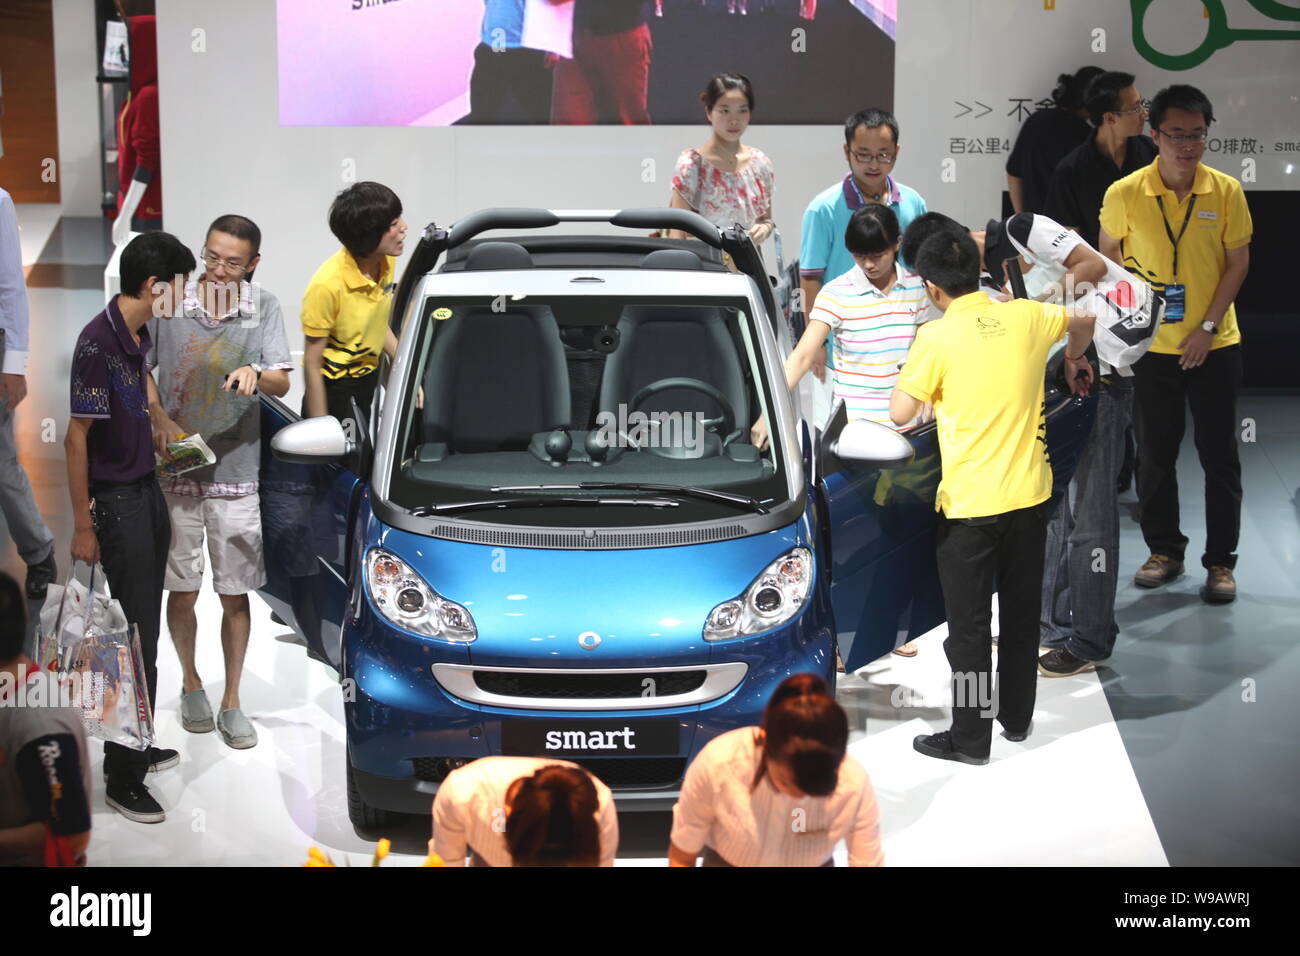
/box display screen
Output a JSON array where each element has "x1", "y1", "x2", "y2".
[{"x1": 276, "y1": 0, "x2": 894, "y2": 126}]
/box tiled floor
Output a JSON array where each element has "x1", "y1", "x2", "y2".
[{"x1": 2, "y1": 209, "x2": 1297, "y2": 866}]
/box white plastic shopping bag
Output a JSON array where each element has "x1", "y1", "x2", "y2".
[{"x1": 36, "y1": 563, "x2": 155, "y2": 752}]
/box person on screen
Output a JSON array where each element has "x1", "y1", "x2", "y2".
[
  {"x1": 301, "y1": 182, "x2": 407, "y2": 434},
  {"x1": 551, "y1": 0, "x2": 653, "y2": 124},
  {"x1": 466, "y1": 0, "x2": 569, "y2": 124},
  {"x1": 431, "y1": 759, "x2": 618, "y2": 866},
  {"x1": 667, "y1": 73, "x2": 774, "y2": 244},
  {"x1": 668, "y1": 674, "x2": 883, "y2": 867}
]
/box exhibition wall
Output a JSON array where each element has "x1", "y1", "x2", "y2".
[
  {"x1": 896, "y1": 0, "x2": 1299, "y2": 226},
  {"x1": 51, "y1": 0, "x2": 100, "y2": 217}
]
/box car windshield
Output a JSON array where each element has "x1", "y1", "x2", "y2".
[{"x1": 384, "y1": 295, "x2": 789, "y2": 526}]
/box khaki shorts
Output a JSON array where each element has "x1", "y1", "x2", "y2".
[{"x1": 164, "y1": 492, "x2": 266, "y2": 595}]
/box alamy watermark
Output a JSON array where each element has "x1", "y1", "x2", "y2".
[
  {"x1": 149, "y1": 275, "x2": 265, "y2": 328},
  {"x1": 593, "y1": 405, "x2": 709, "y2": 458},
  {"x1": 1, "y1": 666, "x2": 109, "y2": 712},
  {"x1": 891, "y1": 670, "x2": 1000, "y2": 719}
]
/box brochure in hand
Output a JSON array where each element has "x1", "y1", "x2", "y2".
[{"x1": 156, "y1": 433, "x2": 216, "y2": 478}]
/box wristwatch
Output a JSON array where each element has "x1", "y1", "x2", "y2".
[
  {"x1": 1200, "y1": 320, "x2": 1217, "y2": 335},
  {"x1": 249, "y1": 362, "x2": 264, "y2": 378}
]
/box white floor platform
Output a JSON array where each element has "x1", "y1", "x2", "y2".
[{"x1": 80, "y1": 580, "x2": 1167, "y2": 867}]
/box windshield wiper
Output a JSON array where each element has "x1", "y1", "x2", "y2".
[
  {"x1": 494, "y1": 482, "x2": 769, "y2": 514},
  {"x1": 414, "y1": 494, "x2": 680, "y2": 517}
]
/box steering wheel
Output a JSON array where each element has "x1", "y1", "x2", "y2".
[{"x1": 629, "y1": 377, "x2": 739, "y2": 447}]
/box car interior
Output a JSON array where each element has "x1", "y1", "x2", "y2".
[{"x1": 397, "y1": 243, "x2": 781, "y2": 496}]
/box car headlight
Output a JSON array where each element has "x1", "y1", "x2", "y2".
[
  {"x1": 365, "y1": 548, "x2": 476, "y2": 643},
  {"x1": 704, "y1": 548, "x2": 813, "y2": 641}
]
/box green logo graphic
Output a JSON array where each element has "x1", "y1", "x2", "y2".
[{"x1": 1132, "y1": 0, "x2": 1300, "y2": 71}]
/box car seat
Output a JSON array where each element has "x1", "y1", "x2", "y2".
[
  {"x1": 596, "y1": 250, "x2": 750, "y2": 457},
  {"x1": 420, "y1": 242, "x2": 571, "y2": 453}
]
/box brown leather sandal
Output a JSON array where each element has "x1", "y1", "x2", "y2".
[{"x1": 891, "y1": 642, "x2": 919, "y2": 658}]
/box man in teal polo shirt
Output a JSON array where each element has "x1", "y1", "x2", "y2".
[{"x1": 800, "y1": 108, "x2": 927, "y2": 385}]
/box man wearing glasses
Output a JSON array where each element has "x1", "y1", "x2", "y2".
[
  {"x1": 1045, "y1": 72, "x2": 1155, "y2": 250},
  {"x1": 1099, "y1": 85, "x2": 1252, "y2": 604},
  {"x1": 147, "y1": 215, "x2": 293, "y2": 750},
  {"x1": 799, "y1": 108, "x2": 927, "y2": 394}
]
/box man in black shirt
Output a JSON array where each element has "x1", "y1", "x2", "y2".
[
  {"x1": 1005, "y1": 66, "x2": 1102, "y2": 215},
  {"x1": 1045, "y1": 71, "x2": 1157, "y2": 249},
  {"x1": 552, "y1": 0, "x2": 654, "y2": 124}
]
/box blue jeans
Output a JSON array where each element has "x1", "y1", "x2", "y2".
[{"x1": 1040, "y1": 379, "x2": 1134, "y2": 662}]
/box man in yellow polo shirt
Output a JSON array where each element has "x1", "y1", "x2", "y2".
[
  {"x1": 1099, "y1": 84, "x2": 1252, "y2": 604},
  {"x1": 301, "y1": 181, "x2": 407, "y2": 432},
  {"x1": 890, "y1": 232, "x2": 1095, "y2": 765}
]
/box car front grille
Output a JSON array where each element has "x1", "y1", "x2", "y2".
[
  {"x1": 411, "y1": 756, "x2": 685, "y2": 791},
  {"x1": 473, "y1": 670, "x2": 707, "y2": 700}
]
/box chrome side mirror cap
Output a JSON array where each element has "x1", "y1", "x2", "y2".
[
  {"x1": 271, "y1": 416, "x2": 354, "y2": 464},
  {"x1": 830, "y1": 419, "x2": 916, "y2": 469}
]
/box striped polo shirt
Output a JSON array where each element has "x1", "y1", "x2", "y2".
[{"x1": 808, "y1": 264, "x2": 926, "y2": 426}]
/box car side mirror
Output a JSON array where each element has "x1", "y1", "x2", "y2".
[
  {"x1": 271, "y1": 416, "x2": 354, "y2": 464},
  {"x1": 830, "y1": 419, "x2": 916, "y2": 469}
]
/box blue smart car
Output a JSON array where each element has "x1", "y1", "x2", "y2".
[{"x1": 257, "y1": 209, "x2": 1094, "y2": 827}]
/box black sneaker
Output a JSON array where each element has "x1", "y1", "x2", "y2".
[
  {"x1": 912, "y1": 730, "x2": 988, "y2": 766},
  {"x1": 105, "y1": 781, "x2": 165, "y2": 824},
  {"x1": 1038, "y1": 647, "x2": 1102, "y2": 677},
  {"x1": 24, "y1": 551, "x2": 56, "y2": 601},
  {"x1": 1000, "y1": 720, "x2": 1033, "y2": 742},
  {"x1": 147, "y1": 747, "x2": 180, "y2": 773}
]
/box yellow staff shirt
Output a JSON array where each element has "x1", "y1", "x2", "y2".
[
  {"x1": 1099, "y1": 159, "x2": 1252, "y2": 355},
  {"x1": 300, "y1": 247, "x2": 395, "y2": 379},
  {"x1": 896, "y1": 292, "x2": 1068, "y2": 519}
]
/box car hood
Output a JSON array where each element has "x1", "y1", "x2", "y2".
[{"x1": 373, "y1": 521, "x2": 808, "y2": 667}]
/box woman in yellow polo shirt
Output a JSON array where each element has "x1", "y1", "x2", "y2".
[{"x1": 301, "y1": 181, "x2": 406, "y2": 427}]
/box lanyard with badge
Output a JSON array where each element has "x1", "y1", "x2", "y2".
[{"x1": 1155, "y1": 194, "x2": 1195, "y2": 322}]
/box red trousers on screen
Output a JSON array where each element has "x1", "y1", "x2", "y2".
[{"x1": 551, "y1": 24, "x2": 652, "y2": 125}]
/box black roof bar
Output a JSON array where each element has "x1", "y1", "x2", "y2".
[
  {"x1": 446, "y1": 207, "x2": 725, "y2": 250},
  {"x1": 392, "y1": 208, "x2": 779, "y2": 336},
  {"x1": 389, "y1": 220, "x2": 447, "y2": 334}
]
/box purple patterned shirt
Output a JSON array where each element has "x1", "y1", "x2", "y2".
[{"x1": 70, "y1": 297, "x2": 155, "y2": 483}]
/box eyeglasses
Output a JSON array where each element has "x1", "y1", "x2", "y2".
[
  {"x1": 1155, "y1": 127, "x2": 1209, "y2": 144},
  {"x1": 849, "y1": 150, "x2": 896, "y2": 165},
  {"x1": 199, "y1": 250, "x2": 251, "y2": 274},
  {"x1": 1112, "y1": 98, "x2": 1150, "y2": 116}
]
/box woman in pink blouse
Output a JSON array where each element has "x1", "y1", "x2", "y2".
[
  {"x1": 667, "y1": 73, "x2": 775, "y2": 242},
  {"x1": 668, "y1": 674, "x2": 884, "y2": 867}
]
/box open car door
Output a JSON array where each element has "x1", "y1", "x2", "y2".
[
  {"x1": 256, "y1": 396, "x2": 363, "y2": 671},
  {"x1": 816, "y1": 352, "x2": 1097, "y2": 672}
]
